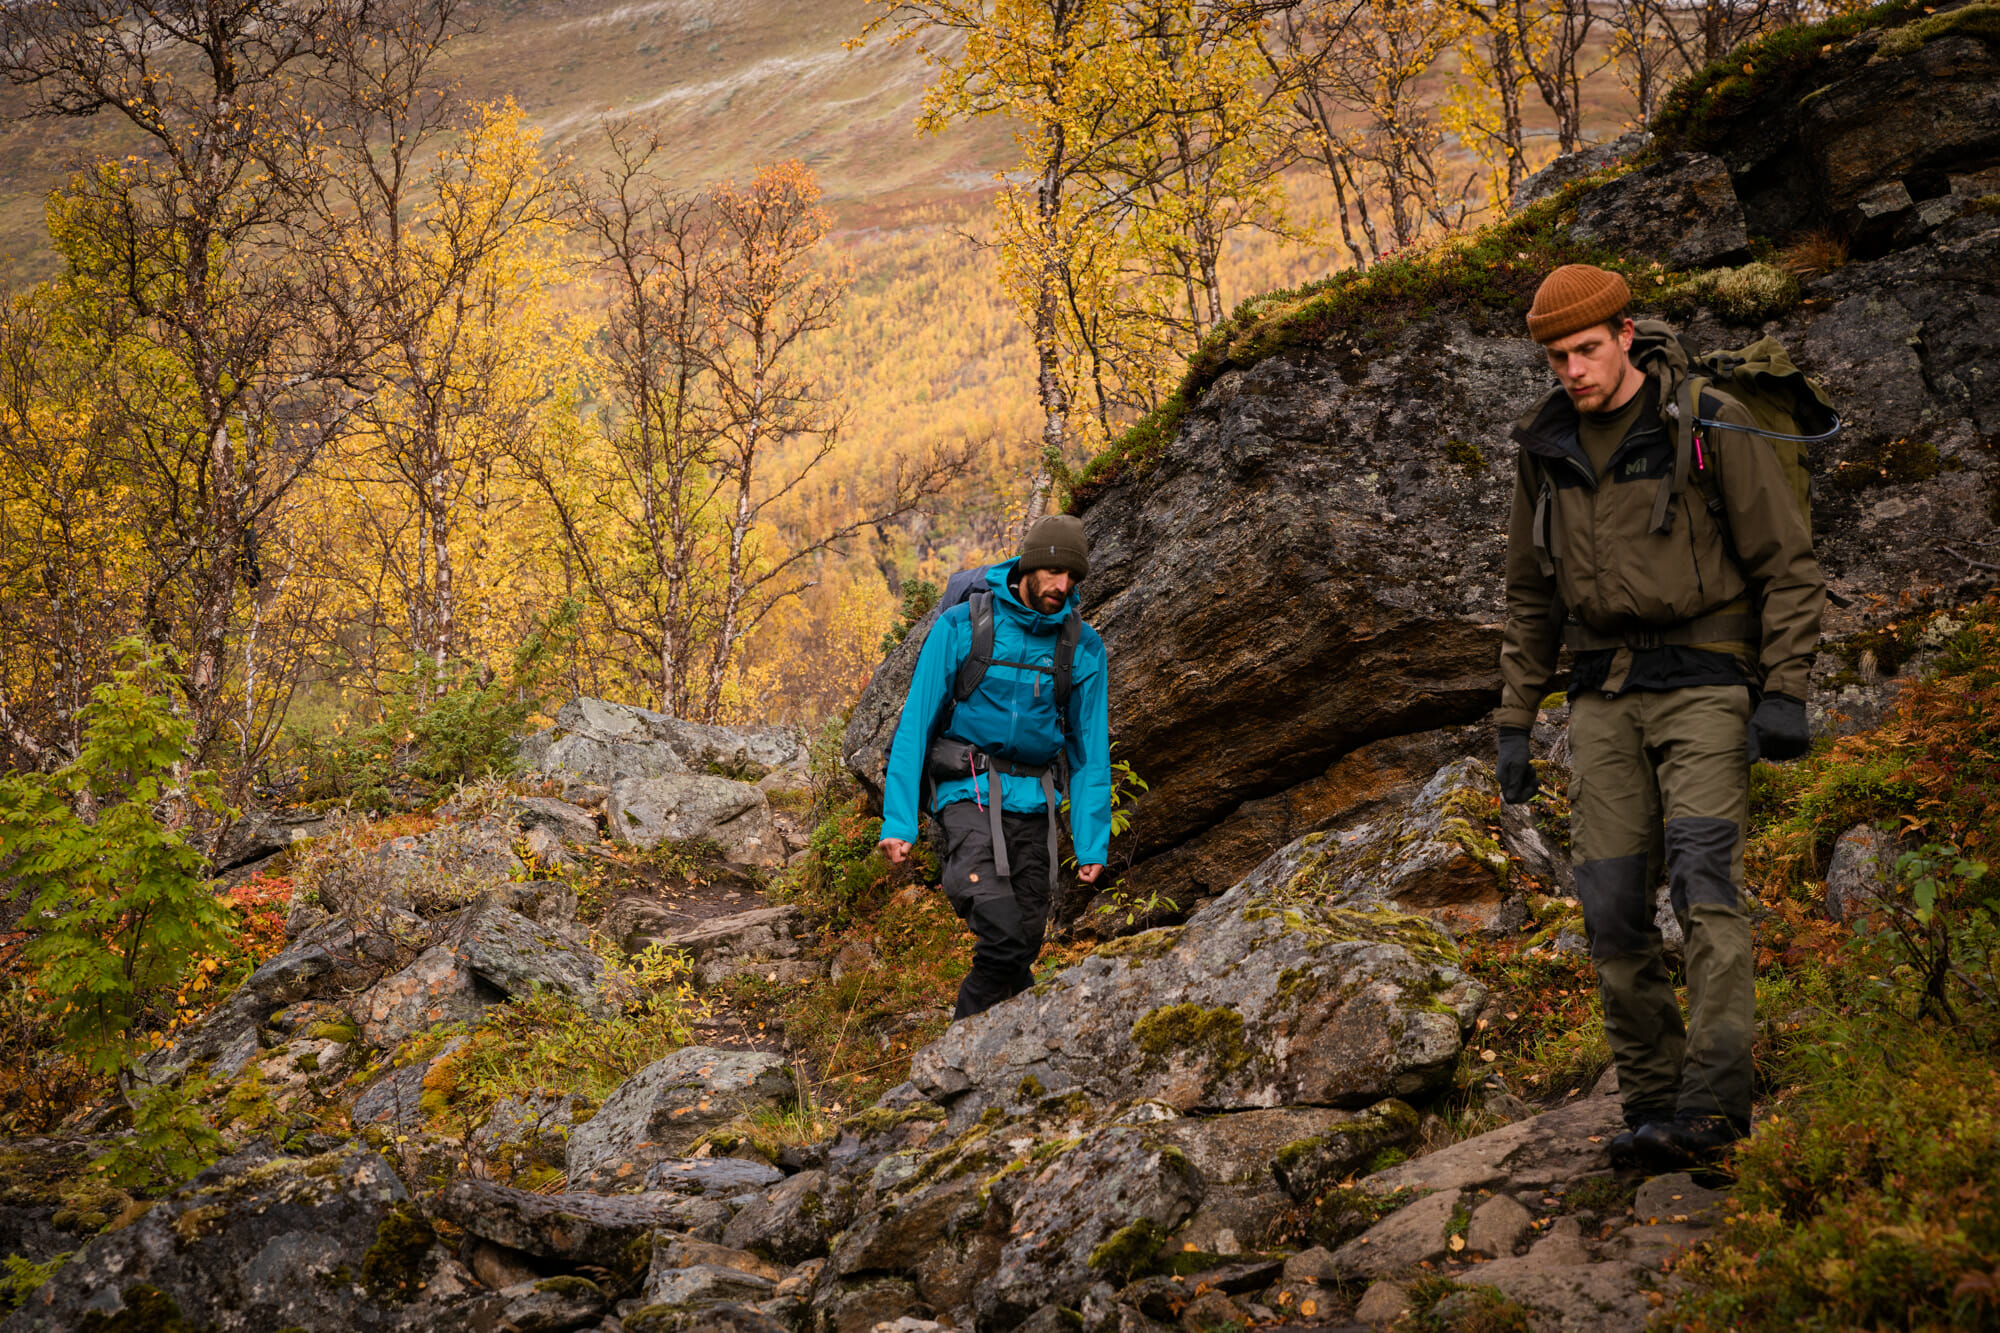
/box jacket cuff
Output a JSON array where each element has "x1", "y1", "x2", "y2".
[
  {"x1": 1494, "y1": 703, "x2": 1540, "y2": 731},
  {"x1": 1761, "y1": 663, "x2": 1813, "y2": 702}
]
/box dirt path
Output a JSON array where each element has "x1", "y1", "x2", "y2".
[{"x1": 577, "y1": 830, "x2": 806, "y2": 1060}]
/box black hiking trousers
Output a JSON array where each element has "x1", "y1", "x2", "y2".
[{"x1": 937, "y1": 799, "x2": 1054, "y2": 1020}]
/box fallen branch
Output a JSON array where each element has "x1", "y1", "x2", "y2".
[{"x1": 1937, "y1": 545, "x2": 2000, "y2": 575}]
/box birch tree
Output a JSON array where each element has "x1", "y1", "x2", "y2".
[
  {"x1": 0, "y1": 0, "x2": 396, "y2": 774},
  {"x1": 526, "y1": 134, "x2": 970, "y2": 720}
]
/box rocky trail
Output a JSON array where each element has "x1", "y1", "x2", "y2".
[
  {"x1": 3, "y1": 715, "x2": 1830, "y2": 1333},
  {"x1": 7, "y1": 7, "x2": 2000, "y2": 1330}
]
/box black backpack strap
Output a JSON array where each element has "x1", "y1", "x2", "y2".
[
  {"x1": 1052, "y1": 612, "x2": 1080, "y2": 722},
  {"x1": 954, "y1": 591, "x2": 995, "y2": 704}
]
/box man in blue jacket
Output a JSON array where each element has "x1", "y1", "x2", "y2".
[{"x1": 877, "y1": 514, "x2": 1113, "y2": 1020}]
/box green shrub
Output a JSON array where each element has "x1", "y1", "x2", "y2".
[
  {"x1": 881, "y1": 578, "x2": 940, "y2": 654},
  {"x1": 1674, "y1": 598, "x2": 2000, "y2": 1331},
  {"x1": 416, "y1": 945, "x2": 704, "y2": 1128},
  {"x1": 284, "y1": 602, "x2": 574, "y2": 809},
  {"x1": 784, "y1": 798, "x2": 903, "y2": 928},
  {"x1": 1404, "y1": 1277, "x2": 1535, "y2": 1333},
  {"x1": 0, "y1": 643, "x2": 234, "y2": 1088},
  {"x1": 1671, "y1": 1022, "x2": 2000, "y2": 1331}
]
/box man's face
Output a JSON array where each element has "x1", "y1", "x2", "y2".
[
  {"x1": 1020, "y1": 566, "x2": 1076, "y2": 614},
  {"x1": 1542, "y1": 318, "x2": 1638, "y2": 414}
]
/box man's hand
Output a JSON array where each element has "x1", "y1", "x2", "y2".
[
  {"x1": 1747, "y1": 694, "x2": 1810, "y2": 763},
  {"x1": 1077, "y1": 864, "x2": 1105, "y2": 885},
  {"x1": 1497, "y1": 727, "x2": 1540, "y2": 804},
  {"x1": 879, "y1": 838, "x2": 911, "y2": 864}
]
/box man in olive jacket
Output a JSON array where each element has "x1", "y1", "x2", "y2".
[{"x1": 1497, "y1": 264, "x2": 1826, "y2": 1166}]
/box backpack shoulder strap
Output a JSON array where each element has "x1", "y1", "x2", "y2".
[
  {"x1": 954, "y1": 591, "x2": 994, "y2": 704},
  {"x1": 1052, "y1": 612, "x2": 1081, "y2": 723},
  {"x1": 1651, "y1": 372, "x2": 1708, "y2": 535}
]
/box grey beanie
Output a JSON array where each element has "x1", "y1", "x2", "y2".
[{"x1": 1018, "y1": 513, "x2": 1089, "y2": 580}]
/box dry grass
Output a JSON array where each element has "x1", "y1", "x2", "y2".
[{"x1": 1777, "y1": 228, "x2": 1851, "y2": 278}]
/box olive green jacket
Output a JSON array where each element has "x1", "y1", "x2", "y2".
[{"x1": 1497, "y1": 335, "x2": 1826, "y2": 731}]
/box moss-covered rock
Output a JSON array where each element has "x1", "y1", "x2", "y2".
[
  {"x1": 359, "y1": 1202, "x2": 435, "y2": 1303},
  {"x1": 3, "y1": 1147, "x2": 434, "y2": 1333},
  {"x1": 909, "y1": 778, "x2": 1489, "y2": 1127},
  {"x1": 968, "y1": 1124, "x2": 1202, "y2": 1325}
]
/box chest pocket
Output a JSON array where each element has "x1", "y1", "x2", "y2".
[{"x1": 1609, "y1": 434, "x2": 1674, "y2": 485}]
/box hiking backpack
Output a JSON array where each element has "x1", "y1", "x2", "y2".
[{"x1": 1629, "y1": 320, "x2": 1842, "y2": 544}]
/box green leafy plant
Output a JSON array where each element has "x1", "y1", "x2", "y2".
[
  {"x1": 786, "y1": 799, "x2": 902, "y2": 928},
  {"x1": 284, "y1": 601, "x2": 575, "y2": 810},
  {"x1": 1871, "y1": 844, "x2": 1996, "y2": 1024},
  {"x1": 0, "y1": 1252, "x2": 71, "y2": 1313},
  {"x1": 418, "y1": 944, "x2": 706, "y2": 1128},
  {"x1": 805, "y1": 709, "x2": 860, "y2": 825},
  {"x1": 1091, "y1": 881, "x2": 1179, "y2": 931},
  {"x1": 880, "y1": 578, "x2": 940, "y2": 654},
  {"x1": 0, "y1": 643, "x2": 234, "y2": 1092},
  {"x1": 91, "y1": 1074, "x2": 224, "y2": 1188}
]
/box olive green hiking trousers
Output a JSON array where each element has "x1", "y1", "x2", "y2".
[{"x1": 1569, "y1": 684, "x2": 1755, "y2": 1129}]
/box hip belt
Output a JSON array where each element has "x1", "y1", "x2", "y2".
[
  {"x1": 927, "y1": 736, "x2": 1066, "y2": 889},
  {"x1": 1562, "y1": 604, "x2": 1757, "y2": 653}
]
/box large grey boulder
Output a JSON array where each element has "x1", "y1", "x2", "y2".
[
  {"x1": 150, "y1": 913, "x2": 429, "y2": 1079},
  {"x1": 1227, "y1": 758, "x2": 1565, "y2": 942},
  {"x1": 544, "y1": 731, "x2": 689, "y2": 787},
  {"x1": 509, "y1": 795, "x2": 600, "y2": 846},
  {"x1": 351, "y1": 1038, "x2": 465, "y2": 1130},
  {"x1": 214, "y1": 808, "x2": 327, "y2": 870},
  {"x1": 1662, "y1": 14, "x2": 2000, "y2": 239},
  {"x1": 525, "y1": 698, "x2": 808, "y2": 789},
  {"x1": 448, "y1": 901, "x2": 608, "y2": 1015},
  {"x1": 433, "y1": 1178, "x2": 694, "y2": 1269},
  {"x1": 566, "y1": 1047, "x2": 796, "y2": 1192},
  {"x1": 1152, "y1": 1102, "x2": 1416, "y2": 1254},
  {"x1": 1328, "y1": 1187, "x2": 1465, "y2": 1279},
  {"x1": 606, "y1": 774, "x2": 784, "y2": 867},
  {"x1": 358, "y1": 944, "x2": 502, "y2": 1049},
  {"x1": 973, "y1": 1125, "x2": 1205, "y2": 1327},
  {"x1": 1362, "y1": 1091, "x2": 1625, "y2": 1196},
  {"x1": 721, "y1": 1169, "x2": 856, "y2": 1265},
  {"x1": 665, "y1": 905, "x2": 817, "y2": 987},
  {"x1": 1095, "y1": 726, "x2": 1486, "y2": 928},
  {"x1": 0, "y1": 1147, "x2": 445, "y2": 1332},
  {"x1": 1508, "y1": 129, "x2": 1652, "y2": 211},
  {"x1": 1569, "y1": 152, "x2": 1751, "y2": 269},
  {"x1": 907, "y1": 831, "x2": 1485, "y2": 1127}
]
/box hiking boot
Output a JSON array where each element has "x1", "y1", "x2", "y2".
[
  {"x1": 1632, "y1": 1114, "x2": 1745, "y2": 1166},
  {"x1": 1608, "y1": 1127, "x2": 1650, "y2": 1169},
  {"x1": 1609, "y1": 1107, "x2": 1675, "y2": 1169}
]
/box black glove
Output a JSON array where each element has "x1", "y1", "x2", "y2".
[
  {"x1": 1497, "y1": 727, "x2": 1539, "y2": 804},
  {"x1": 1747, "y1": 693, "x2": 1810, "y2": 763}
]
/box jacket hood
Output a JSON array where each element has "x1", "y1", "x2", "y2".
[
  {"x1": 989, "y1": 556, "x2": 1080, "y2": 632},
  {"x1": 1512, "y1": 317, "x2": 1687, "y2": 462}
]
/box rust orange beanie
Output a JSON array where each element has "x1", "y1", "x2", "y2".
[{"x1": 1527, "y1": 264, "x2": 1631, "y2": 343}]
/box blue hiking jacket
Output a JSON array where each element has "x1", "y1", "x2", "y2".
[{"x1": 880, "y1": 558, "x2": 1112, "y2": 867}]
